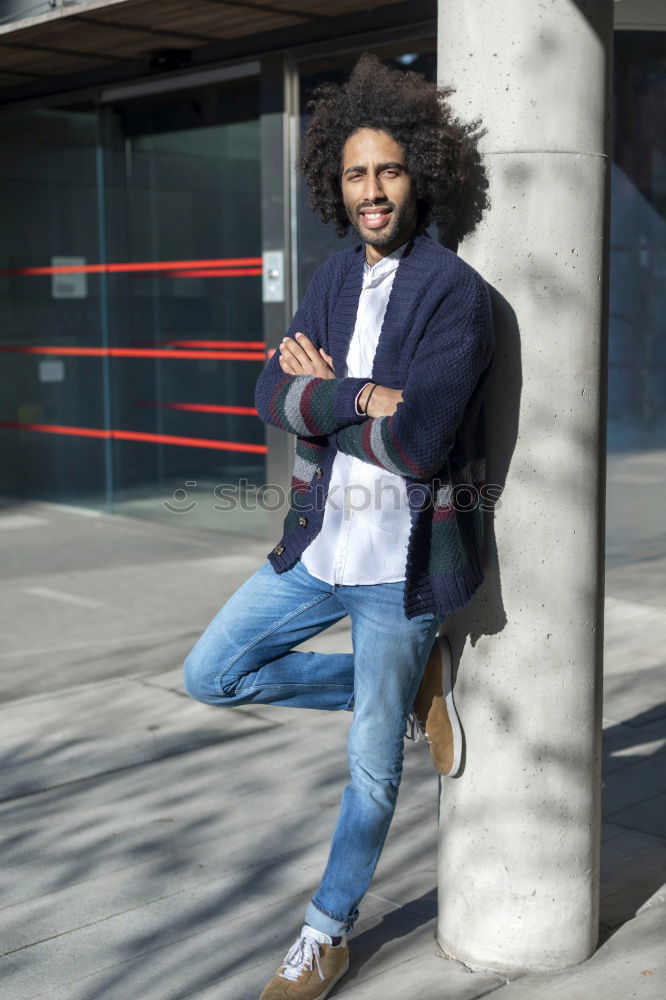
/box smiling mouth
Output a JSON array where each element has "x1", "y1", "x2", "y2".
[{"x1": 359, "y1": 207, "x2": 393, "y2": 228}]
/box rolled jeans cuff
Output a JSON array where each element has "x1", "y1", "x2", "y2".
[{"x1": 304, "y1": 898, "x2": 355, "y2": 938}]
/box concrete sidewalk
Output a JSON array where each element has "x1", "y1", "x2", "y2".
[{"x1": 0, "y1": 496, "x2": 664, "y2": 999}]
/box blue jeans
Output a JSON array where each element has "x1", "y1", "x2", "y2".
[{"x1": 183, "y1": 557, "x2": 443, "y2": 937}]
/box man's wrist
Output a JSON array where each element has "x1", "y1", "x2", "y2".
[
  {"x1": 355, "y1": 381, "x2": 375, "y2": 416},
  {"x1": 334, "y1": 376, "x2": 374, "y2": 425}
]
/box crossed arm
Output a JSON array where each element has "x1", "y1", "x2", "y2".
[
  {"x1": 277, "y1": 332, "x2": 403, "y2": 419},
  {"x1": 253, "y1": 330, "x2": 403, "y2": 439},
  {"x1": 255, "y1": 274, "x2": 494, "y2": 481}
]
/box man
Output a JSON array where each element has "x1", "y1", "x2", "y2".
[{"x1": 183, "y1": 52, "x2": 494, "y2": 999}]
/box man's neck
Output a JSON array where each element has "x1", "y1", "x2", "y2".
[{"x1": 364, "y1": 232, "x2": 415, "y2": 267}]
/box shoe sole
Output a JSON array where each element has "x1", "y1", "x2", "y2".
[
  {"x1": 311, "y1": 954, "x2": 350, "y2": 1000},
  {"x1": 436, "y1": 634, "x2": 463, "y2": 777}
]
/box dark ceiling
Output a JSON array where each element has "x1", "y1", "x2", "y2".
[{"x1": 0, "y1": 0, "x2": 424, "y2": 101}]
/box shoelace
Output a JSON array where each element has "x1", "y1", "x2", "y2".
[
  {"x1": 405, "y1": 711, "x2": 426, "y2": 744},
  {"x1": 278, "y1": 931, "x2": 325, "y2": 983}
]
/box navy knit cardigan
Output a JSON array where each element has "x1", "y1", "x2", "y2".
[{"x1": 254, "y1": 233, "x2": 495, "y2": 620}]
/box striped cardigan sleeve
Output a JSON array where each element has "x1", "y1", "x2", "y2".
[
  {"x1": 334, "y1": 276, "x2": 495, "y2": 481},
  {"x1": 254, "y1": 262, "x2": 370, "y2": 437}
]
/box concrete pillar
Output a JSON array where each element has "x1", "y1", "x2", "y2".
[{"x1": 436, "y1": 0, "x2": 612, "y2": 974}]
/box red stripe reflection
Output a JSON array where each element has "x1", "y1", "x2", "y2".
[
  {"x1": 169, "y1": 268, "x2": 263, "y2": 278},
  {"x1": 0, "y1": 346, "x2": 265, "y2": 361},
  {"x1": 0, "y1": 421, "x2": 267, "y2": 454},
  {"x1": 165, "y1": 340, "x2": 266, "y2": 350},
  {"x1": 0, "y1": 257, "x2": 263, "y2": 276},
  {"x1": 134, "y1": 401, "x2": 258, "y2": 416}
]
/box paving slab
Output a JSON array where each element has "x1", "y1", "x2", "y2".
[
  {"x1": 607, "y1": 791, "x2": 666, "y2": 841},
  {"x1": 0, "y1": 503, "x2": 269, "y2": 703},
  {"x1": 605, "y1": 450, "x2": 666, "y2": 607},
  {"x1": 599, "y1": 830, "x2": 666, "y2": 928},
  {"x1": 0, "y1": 680, "x2": 278, "y2": 801},
  {"x1": 28, "y1": 901, "x2": 503, "y2": 1000},
  {"x1": 603, "y1": 754, "x2": 666, "y2": 820},
  {"x1": 602, "y1": 597, "x2": 666, "y2": 728},
  {"x1": 601, "y1": 872, "x2": 666, "y2": 931},
  {"x1": 486, "y1": 903, "x2": 665, "y2": 1000},
  {"x1": 0, "y1": 500, "x2": 664, "y2": 1000},
  {"x1": 603, "y1": 717, "x2": 666, "y2": 776}
]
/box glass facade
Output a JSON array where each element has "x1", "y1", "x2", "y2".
[
  {"x1": 609, "y1": 31, "x2": 666, "y2": 450},
  {"x1": 0, "y1": 105, "x2": 108, "y2": 505},
  {"x1": 0, "y1": 28, "x2": 664, "y2": 564},
  {"x1": 606, "y1": 30, "x2": 665, "y2": 601},
  {"x1": 0, "y1": 74, "x2": 267, "y2": 534},
  {"x1": 101, "y1": 77, "x2": 265, "y2": 531}
]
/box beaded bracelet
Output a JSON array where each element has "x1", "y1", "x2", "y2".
[{"x1": 362, "y1": 382, "x2": 379, "y2": 415}]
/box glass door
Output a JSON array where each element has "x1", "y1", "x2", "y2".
[
  {"x1": 0, "y1": 102, "x2": 109, "y2": 509},
  {"x1": 101, "y1": 72, "x2": 269, "y2": 534}
]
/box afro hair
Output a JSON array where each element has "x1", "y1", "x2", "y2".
[{"x1": 300, "y1": 52, "x2": 490, "y2": 249}]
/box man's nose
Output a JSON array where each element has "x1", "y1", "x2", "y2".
[{"x1": 361, "y1": 172, "x2": 386, "y2": 203}]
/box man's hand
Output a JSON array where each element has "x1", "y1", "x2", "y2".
[
  {"x1": 358, "y1": 382, "x2": 404, "y2": 418},
  {"x1": 279, "y1": 332, "x2": 336, "y2": 379}
]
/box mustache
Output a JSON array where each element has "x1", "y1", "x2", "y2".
[{"x1": 356, "y1": 202, "x2": 395, "y2": 215}]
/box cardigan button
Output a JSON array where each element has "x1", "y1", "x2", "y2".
[
  {"x1": 274, "y1": 544, "x2": 285, "y2": 556},
  {"x1": 315, "y1": 466, "x2": 323, "y2": 479},
  {"x1": 298, "y1": 516, "x2": 307, "y2": 527}
]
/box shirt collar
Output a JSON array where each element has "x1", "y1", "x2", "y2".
[{"x1": 363, "y1": 240, "x2": 408, "y2": 284}]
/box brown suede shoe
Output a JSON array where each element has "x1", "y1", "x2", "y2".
[
  {"x1": 410, "y1": 634, "x2": 463, "y2": 776},
  {"x1": 259, "y1": 925, "x2": 349, "y2": 1000}
]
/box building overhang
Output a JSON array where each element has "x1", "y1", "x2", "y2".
[{"x1": 0, "y1": 0, "x2": 436, "y2": 106}]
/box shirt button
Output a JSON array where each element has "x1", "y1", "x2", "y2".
[
  {"x1": 274, "y1": 544, "x2": 285, "y2": 555},
  {"x1": 298, "y1": 516, "x2": 307, "y2": 527},
  {"x1": 315, "y1": 467, "x2": 323, "y2": 479}
]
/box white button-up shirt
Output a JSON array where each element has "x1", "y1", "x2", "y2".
[{"x1": 300, "y1": 243, "x2": 412, "y2": 585}]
